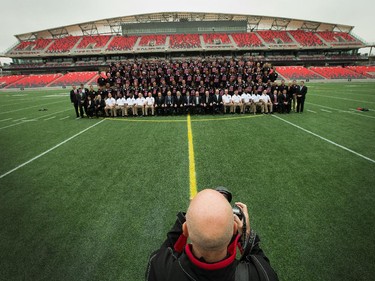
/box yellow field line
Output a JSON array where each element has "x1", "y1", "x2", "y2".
[{"x1": 187, "y1": 114, "x2": 197, "y2": 200}]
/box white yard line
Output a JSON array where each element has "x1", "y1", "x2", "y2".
[
  {"x1": 307, "y1": 109, "x2": 317, "y2": 113},
  {"x1": 13, "y1": 117, "x2": 27, "y2": 122},
  {"x1": 312, "y1": 94, "x2": 375, "y2": 104},
  {"x1": 307, "y1": 102, "x2": 375, "y2": 119},
  {"x1": 320, "y1": 109, "x2": 332, "y2": 113},
  {"x1": 0, "y1": 118, "x2": 13, "y2": 122},
  {"x1": 272, "y1": 115, "x2": 375, "y2": 164},
  {"x1": 0, "y1": 119, "x2": 106, "y2": 179},
  {"x1": 0, "y1": 109, "x2": 71, "y2": 130},
  {"x1": 44, "y1": 116, "x2": 56, "y2": 121},
  {"x1": 59, "y1": 116, "x2": 70, "y2": 120},
  {"x1": 0, "y1": 100, "x2": 65, "y2": 115}
]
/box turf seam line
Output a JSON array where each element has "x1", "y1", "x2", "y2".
[
  {"x1": 0, "y1": 119, "x2": 106, "y2": 179},
  {"x1": 0, "y1": 100, "x2": 66, "y2": 115},
  {"x1": 187, "y1": 114, "x2": 197, "y2": 199},
  {"x1": 307, "y1": 102, "x2": 375, "y2": 119},
  {"x1": 272, "y1": 115, "x2": 375, "y2": 164}
]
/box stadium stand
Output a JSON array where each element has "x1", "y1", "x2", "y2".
[
  {"x1": 310, "y1": 66, "x2": 366, "y2": 79},
  {"x1": 276, "y1": 66, "x2": 324, "y2": 80},
  {"x1": 169, "y1": 34, "x2": 201, "y2": 49},
  {"x1": 49, "y1": 72, "x2": 98, "y2": 87},
  {"x1": 139, "y1": 35, "x2": 166, "y2": 46},
  {"x1": 46, "y1": 36, "x2": 80, "y2": 53},
  {"x1": 316, "y1": 31, "x2": 361, "y2": 46},
  {"x1": 0, "y1": 75, "x2": 26, "y2": 88},
  {"x1": 288, "y1": 30, "x2": 325, "y2": 47},
  {"x1": 203, "y1": 33, "x2": 231, "y2": 44},
  {"x1": 231, "y1": 33, "x2": 263, "y2": 47},
  {"x1": 14, "y1": 39, "x2": 52, "y2": 51},
  {"x1": 257, "y1": 30, "x2": 294, "y2": 44},
  {"x1": 106, "y1": 36, "x2": 138, "y2": 51},
  {"x1": 76, "y1": 35, "x2": 111, "y2": 49},
  {"x1": 346, "y1": 66, "x2": 375, "y2": 78},
  {"x1": 8, "y1": 74, "x2": 62, "y2": 88}
]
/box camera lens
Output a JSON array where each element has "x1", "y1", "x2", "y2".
[{"x1": 232, "y1": 205, "x2": 243, "y2": 220}]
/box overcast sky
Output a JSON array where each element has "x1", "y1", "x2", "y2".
[{"x1": 0, "y1": 0, "x2": 373, "y2": 63}]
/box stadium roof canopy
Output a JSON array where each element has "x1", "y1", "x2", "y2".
[{"x1": 14, "y1": 12, "x2": 355, "y2": 41}]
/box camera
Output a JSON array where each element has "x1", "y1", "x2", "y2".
[{"x1": 215, "y1": 186, "x2": 244, "y2": 221}]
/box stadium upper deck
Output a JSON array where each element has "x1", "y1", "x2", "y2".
[{"x1": 2, "y1": 12, "x2": 367, "y2": 58}]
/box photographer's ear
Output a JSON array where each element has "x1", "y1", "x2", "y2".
[
  {"x1": 182, "y1": 222, "x2": 189, "y2": 237},
  {"x1": 233, "y1": 220, "x2": 238, "y2": 234}
]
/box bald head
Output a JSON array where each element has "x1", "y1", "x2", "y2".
[{"x1": 185, "y1": 189, "x2": 235, "y2": 253}]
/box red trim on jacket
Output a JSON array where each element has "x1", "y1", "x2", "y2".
[
  {"x1": 184, "y1": 234, "x2": 240, "y2": 271},
  {"x1": 174, "y1": 234, "x2": 188, "y2": 253}
]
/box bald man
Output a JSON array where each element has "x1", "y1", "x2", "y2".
[{"x1": 146, "y1": 189, "x2": 278, "y2": 281}]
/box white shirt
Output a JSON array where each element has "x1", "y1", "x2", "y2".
[
  {"x1": 105, "y1": 97, "x2": 116, "y2": 106},
  {"x1": 136, "y1": 97, "x2": 146, "y2": 106},
  {"x1": 145, "y1": 96, "x2": 155, "y2": 105},
  {"x1": 252, "y1": 94, "x2": 260, "y2": 103},
  {"x1": 241, "y1": 93, "x2": 251, "y2": 103},
  {"x1": 126, "y1": 97, "x2": 136, "y2": 106},
  {"x1": 259, "y1": 94, "x2": 269, "y2": 102},
  {"x1": 116, "y1": 98, "x2": 126, "y2": 106},
  {"x1": 232, "y1": 94, "x2": 241, "y2": 103},
  {"x1": 222, "y1": 94, "x2": 232, "y2": 104}
]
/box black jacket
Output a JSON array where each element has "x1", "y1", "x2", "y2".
[{"x1": 146, "y1": 212, "x2": 278, "y2": 281}]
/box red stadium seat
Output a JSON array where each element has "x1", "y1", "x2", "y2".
[
  {"x1": 49, "y1": 72, "x2": 98, "y2": 87},
  {"x1": 139, "y1": 35, "x2": 166, "y2": 46},
  {"x1": 46, "y1": 36, "x2": 80, "y2": 53},
  {"x1": 8, "y1": 74, "x2": 62, "y2": 88},
  {"x1": 288, "y1": 30, "x2": 325, "y2": 47},
  {"x1": 169, "y1": 34, "x2": 201, "y2": 49},
  {"x1": 276, "y1": 66, "x2": 324, "y2": 80},
  {"x1": 346, "y1": 66, "x2": 375, "y2": 78},
  {"x1": 203, "y1": 33, "x2": 231, "y2": 44},
  {"x1": 0, "y1": 75, "x2": 27, "y2": 88},
  {"x1": 257, "y1": 30, "x2": 294, "y2": 44},
  {"x1": 309, "y1": 66, "x2": 366, "y2": 79},
  {"x1": 76, "y1": 35, "x2": 111, "y2": 49},
  {"x1": 106, "y1": 36, "x2": 138, "y2": 51},
  {"x1": 231, "y1": 33, "x2": 263, "y2": 47}
]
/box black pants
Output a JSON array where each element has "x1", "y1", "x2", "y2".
[
  {"x1": 297, "y1": 97, "x2": 305, "y2": 113},
  {"x1": 73, "y1": 103, "x2": 79, "y2": 117}
]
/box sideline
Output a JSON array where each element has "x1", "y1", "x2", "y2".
[
  {"x1": 272, "y1": 115, "x2": 375, "y2": 164},
  {"x1": 0, "y1": 119, "x2": 106, "y2": 179},
  {"x1": 187, "y1": 114, "x2": 197, "y2": 199}
]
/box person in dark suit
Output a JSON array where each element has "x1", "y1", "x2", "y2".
[
  {"x1": 70, "y1": 85, "x2": 80, "y2": 118},
  {"x1": 212, "y1": 88, "x2": 223, "y2": 114},
  {"x1": 94, "y1": 94, "x2": 105, "y2": 118},
  {"x1": 296, "y1": 81, "x2": 308, "y2": 113},
  {"x1": 164, "y1": 91, "x2": 174, "y2": 115},
  {"x1": 79, "y1": 84, "x2": 89, "y2": 116},
  {"x1": 201, "y1": 91, "x2": 213, "y2": 114},
  {"x1": 191, "y1": 92, "x2": 202, "y2": 115},
  {"x1": 270, "y1": 90, "x2": 280, "y2": 113},
  {"x1": 86, "y1": 96, "x2": 95, "y2": 118},
  {"x1": 182, "y1": 92, "x2": 191, "y2": 115},
  {"x1": 279, "y1": 89, "x2": 290, "y2": 114},
  {"x1": 154, "y1": 92, "x2": 165, "y2": 116},
  {"x1": 174, "y1": 91, "x2": 184, "y2": 115}
]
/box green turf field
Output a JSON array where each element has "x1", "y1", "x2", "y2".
[{"x1": 0, "y1": 82, "x2": 374, "y2": 281}]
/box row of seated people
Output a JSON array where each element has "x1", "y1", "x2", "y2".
[
  {"x1": 77, "y1": 86, "x2": 301, "y2": 118},
  {"x1": 9, "y1": 74, "x2": 62, "y2": 88},
  {"x1": 309, "y1": 66, "x2": 366, "y2": 79}
]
